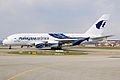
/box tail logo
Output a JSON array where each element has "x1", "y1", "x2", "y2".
[{"x1": 96, "y1": 20, "x2": 106, "y2": 29}]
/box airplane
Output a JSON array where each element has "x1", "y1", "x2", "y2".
[{"x1": 2, "y1": 14, "x2": 111, "y2": 50}]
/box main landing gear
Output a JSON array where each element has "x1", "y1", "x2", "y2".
[
  {"x1": 51, "y1": 47, "x2": 62, "y2": 50},
  {"x1": 9, "y1": 45, "x2": 12, "y2": 49}
]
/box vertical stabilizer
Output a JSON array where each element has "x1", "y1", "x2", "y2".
[{"x1": 85, "y1": 14, "x2": 110, "y2": 37}]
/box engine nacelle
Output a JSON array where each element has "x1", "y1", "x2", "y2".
[
  {"x1": 35, "y1": 42, "x2": 45, "y2": 48},
  {"x1": 35, "y1": 43, "x2": 45, "y2": 48}
]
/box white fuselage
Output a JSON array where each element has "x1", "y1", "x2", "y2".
[{"x1": 2, "y1": 33, "x2": 100, "y2": 46}]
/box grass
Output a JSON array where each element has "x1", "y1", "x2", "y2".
[
  {"x1": 1, "y1": 46, "x2": 120, "y2": 55},
  {"x1": 8, "y1": 51, "x2": 88, "y2": 55}
]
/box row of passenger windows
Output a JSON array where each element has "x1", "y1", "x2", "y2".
[{"x1": 19, "y1": 37, "x2": 49, "y2": 40}]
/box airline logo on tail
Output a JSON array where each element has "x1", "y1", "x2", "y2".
[{"x1": 96, "y1": 20, "x2": 107, "y2": 29}]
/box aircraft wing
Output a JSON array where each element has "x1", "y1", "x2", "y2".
[{"x1": 55, "y1": 37, "x2": 90, "y2": 46}]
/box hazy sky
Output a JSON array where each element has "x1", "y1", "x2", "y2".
[{"x1": 0, "y1": 0, "x2": 120, "y2": 39}]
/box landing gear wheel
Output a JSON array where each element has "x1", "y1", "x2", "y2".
[
  {"x1": 51, "y1": 47, "x2": 62, "y2": 50},
  {"x1": 9, "y1": 45, "x2": 11, "y2": 49},
  {"x1": 21, "y1": 45, "x2": 23, "y2": 48}
]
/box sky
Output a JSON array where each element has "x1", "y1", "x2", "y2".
[{"x1": 0, "y1": 0, "x2": 120, "y2": 39}]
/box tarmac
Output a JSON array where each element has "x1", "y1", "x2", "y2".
[{"x1": 0, "y1": 48, "x2": 120, "y2": 80}]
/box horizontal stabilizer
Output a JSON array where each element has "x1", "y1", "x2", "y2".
[{"x1": 91, "y1": 35, "x2": 114, "y2": 40}]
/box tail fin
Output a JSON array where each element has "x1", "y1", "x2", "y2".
[{"x1": 85, "y1": 14, "x2": 110, "y2": 37}]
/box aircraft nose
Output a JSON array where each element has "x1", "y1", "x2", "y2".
[{"x1": 2, "y1": 39, "x2": 8, "y2": 45}]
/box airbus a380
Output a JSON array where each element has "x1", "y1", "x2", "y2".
[{"x1": 2, "y1": 14, "x2": 111, "y2": 49}]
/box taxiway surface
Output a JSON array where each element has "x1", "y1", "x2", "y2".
[{"x1": 0, "y1": 54, "x2": 120, "y2": 80}]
